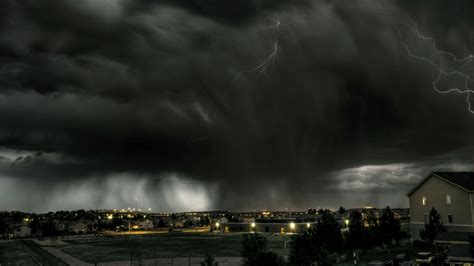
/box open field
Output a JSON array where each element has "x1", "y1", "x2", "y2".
[
  {"x1": 0, "y1": 240, "x2": 66, "y2": 265},
  {"x1": 58, "y1": 233, "x2": 291, "y2": 264},
  {"x1": 1, "y1": 233, "x2": 422, "y2": 265}
]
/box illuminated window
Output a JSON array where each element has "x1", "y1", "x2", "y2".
[
  {"x1": 422, "y1": 196, "x2": 427, "y2": 206},
  {"x1": 446, "y1": 194, "x2": 451, "y2": 205},
  {"x1": 448, "y1": 215, "x2": 453, "y2": 224}
]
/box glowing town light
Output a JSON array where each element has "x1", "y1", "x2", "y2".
[
  {"x1": 215, "y1": 222, "x2": 220, "y2": 228},
  {"x1": 345, "y1": 219, "x2": 350, "y2": 227},
  {"x1": 306, "y1": 223, "x2": 311, "y2": 229},
  {"x1": 107, "y1": 214, "x2": 113, "y2": 220},
  {"x1": 289, "y1": 222, "x2": 296, "y2": 230},
  {"x1": 251, "y1": 222, "x2": 256, "y2": 228},
  {"x1": 148, "y1": 208, "x2": 152, "y2": 211}
]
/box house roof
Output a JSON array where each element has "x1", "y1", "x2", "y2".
[
  {"x1": 407, "y1": 172, "x2": 474, "y2": 196},
  {"x1": 434, "y1": 172, "x2": 474, "y2": 190}
]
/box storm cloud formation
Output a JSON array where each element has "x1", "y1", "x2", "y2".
[{"x1": 1, "y1": 0, "x2": 474, "y2": 212}]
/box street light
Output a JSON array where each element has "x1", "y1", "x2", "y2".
[
  {"x1": 306, "y1": 223, "x2": 311, "y2": 229},
  {"x1": 345, "y1": 219, "x2": 350, "y2": 227},
  {"x1": 289, "y1": 222, "x2": 296, "y2": 231}
]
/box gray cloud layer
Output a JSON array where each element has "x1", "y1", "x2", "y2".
[{"x1": 1, "y1": 0, "x2": 474, "y2": 212}]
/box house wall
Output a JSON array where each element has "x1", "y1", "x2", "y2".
[
  {"x1": 14, "y1": 226, "x2": 31, "y2": 238},
  {"x1": 409, "y1": 175, "x2": 474, "y2": 240}
]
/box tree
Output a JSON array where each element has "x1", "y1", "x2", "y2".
[
  {"x1": 338, "y1": 207, "x2": 346, "y2": 214},
  {"x1": 363, "y1": 212, "x2": 382, "y2": 249},
  {"x1": 184, "y1": 220, "x2": 193, "y2": 228},
  {"x1": 315, "y1": 209, "x2": 343, "y2": 251},
  {"x1": 30, "y1": 217, "x2": 41, "y2": 236},
  {"x1": 240, "y1": 233, "x2": 267, "y2": 265},
  {"x1": 379, "y1": 206, "x2": 401, "y2": 244},
  {"x1": 290, "y1": 227, "x2": 331, "y2": 265},
  {"x1": 347, "y1": 210, "x2": 364, "y2": 248},
  {"x1": 158, "y1": 218, "x2": 166, "y2": 227},
  {"x1": 420, "y1": 207, "x2": 446, "y2": 244},
  {"x1": 199, "y1": 216, "x2": 210, "y2": 226},
  {"x1": 255, "y1": 251, "x2": 285, "y2": 266},
  {"x1": 0, "y1": 220, "x2": 7, "y2": 238},
  {"x1": 40, "y1": 220, "x2": 58, "y2": 237},
  {"x1": 201, "y1": 254, "x2": 218, "y2": 266}
]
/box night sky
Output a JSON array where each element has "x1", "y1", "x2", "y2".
[{"x1": 1, "y1": 0, "x2": 474, "y2": 212}]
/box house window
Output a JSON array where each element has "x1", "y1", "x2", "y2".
[
  {"x1": 446, "y1": 194, "x2": 451, "y2": 205},
  {"x1": 448, "y1": 215, "x2": 453, "y2": 224},
  {"x1": 422, "y1": 196, "x2": 427, "y2": 206}
]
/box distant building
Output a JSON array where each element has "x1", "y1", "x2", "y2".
[
  {"x1": 138, "y1": 219, "x2": 154, "y2": 229},
  {"x1": 69, "y1": 222, "x2": 88, "y2": 234},
  {"x1": 14, "y1": 225, "x2": 31, "y2": 238},
  {"x1": 53, "y1": 220, "x2": 68, "y2": 232},
  {"x1": 219, "y1": 219, "x2": 315, "y2": 234},
  {"x1": 407, "y1": 172, "x2": 474, "y2": 240}
]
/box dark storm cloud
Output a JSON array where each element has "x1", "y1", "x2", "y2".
[{"x1": 1, "y1": 0, "x2": 474, "y2": 211}]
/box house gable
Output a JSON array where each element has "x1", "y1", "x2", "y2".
[{"x1": 408, "y1": 172, "x2": 471, "y2": 197}]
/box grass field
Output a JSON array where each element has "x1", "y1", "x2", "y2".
[
  {"x1": 0, "y1": 240, "x2": 66, "y2": 265},
  {"x1": 60, "y1": 233, "x2": 292, "y2": 263}
]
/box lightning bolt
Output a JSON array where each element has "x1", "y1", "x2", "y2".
[
  {"x1": 234, "y1": 40, "x2": 279, "y2": 81},
  {"x1": 234, "y1": 17, "x2": 286, "y2": 82},
  {"x1": 259, "y1": 17, "x2": 288, "y2": 31},
  {"x1": 401, "y1": 12, "x2": 474, "y2": 113}
]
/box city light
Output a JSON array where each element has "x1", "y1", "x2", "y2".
[
  {"x1": 306, "y1": 223, "x2": 311, "y2": 228},
  {"x1": 215, "y1": 222, "x2": 220, "y2": 228},
  {"x1": 290, "y1": 222, "x2": 296, "y2": 230},
  {"x1": 251, "y1": 222, "x2": 256, "y2": 228},
  {"x1": 345, "y1": 219, "x2": 350, "y2": 227},
  {"x1": 107, "y1": 214, "x2": 113, "y2": 220}
]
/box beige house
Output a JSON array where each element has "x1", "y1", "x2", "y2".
[
  {"x1": 407, "y1": 172, "x2": 474, "y2": 240},
  {"x1": 13, "y1": 225, "x2": 31, "y2": 238}
]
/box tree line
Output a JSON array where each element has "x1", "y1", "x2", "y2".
[{"x1": 236, "y1": 206, "x2": 403, "y2": 266}]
